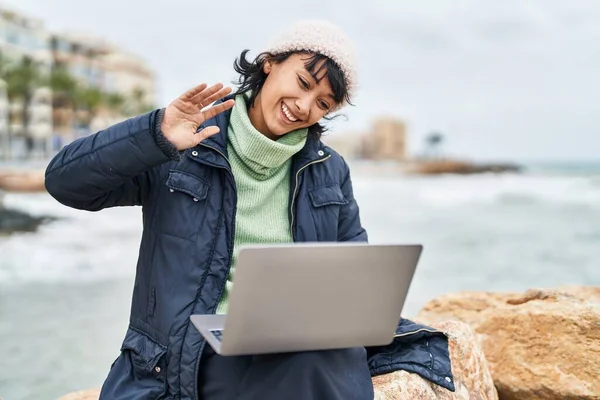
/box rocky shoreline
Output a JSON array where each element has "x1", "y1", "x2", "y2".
[
  {"x1": 0, "y1": 169, "x2": 46, "y2": 193},
  {"x1": 0, "y1": 205, "x2": 55, "y2": 235},
  {"x1": 57, "y1": 285, "x2": 600, "y2": 400},
  {"x1": 0, "y1": 169, "x2": 56, "y2": 234},
  {"x1": 404, "y1": 159, "x2": 522, "y2": 175}
]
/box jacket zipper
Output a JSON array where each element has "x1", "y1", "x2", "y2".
[
  {"x1": 193, "y1": 143, "x2": 236, "y2": 400},
  {"x1": 198, "y1": 143, "x2": 231, "y2": 169},
  {"x1": 393, "y1": 327, "x2": 448, "y2": 338},
  {"x1": 192, "y1": 146, "x2": 331, "y2": 400},
  {"x1": 289, "y1": 155, "x2": 331, "y2": 239},
  {"x1": 198, "y1": 143, "x2": 237, "y2": 310}
]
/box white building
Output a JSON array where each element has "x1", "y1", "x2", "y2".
[
  {"x1": 51, "y1": 32, "x2": 157, "y2": 135},
  {"x1": 0, "y1": 6, "x2": 53, "y2": 157},
  {"x1": 0, "y1": 7, "x2": 157, "y2": 158},
  {"x1": 101, "y1": 50, "x2": 156, "y2": 113},
  {"x1": 50, "y1": 32, "x2": 108, "y2": 89}
]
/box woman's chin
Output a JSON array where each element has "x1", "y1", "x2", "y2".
[
  {"x1": 266, "y1": 121, "x2": 291, "y2": 137},
  {"x1": 274, "y1": 121, "x2": 305, "y2": 136}
]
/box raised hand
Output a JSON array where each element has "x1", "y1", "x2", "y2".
[{"x1": 161, "y1": 83, "x2": 235, "y2": 151}]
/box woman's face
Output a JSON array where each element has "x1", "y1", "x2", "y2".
[{"x1": 249, "y1": 53, "x2": 339, "y2": 140}]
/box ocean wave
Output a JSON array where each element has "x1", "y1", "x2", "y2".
[
  {"x1": 0, "y1": 227, "x2": 140, "y2": 285},
  {"x1": 0, "y1": 192, "x2": 142, "y2": 285},
  {"x1": 1, "y1": 173, "x2": 598, "y2": 284},
  {"x1": 411, "y1": 174, "x2": 600, "y2": 208}
]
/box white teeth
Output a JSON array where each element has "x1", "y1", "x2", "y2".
[{"x1": 281, "y1": 103, "x2": 298, "y2": 122}]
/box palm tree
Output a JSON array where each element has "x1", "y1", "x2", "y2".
[
  {"x1": 49, "y1": 66, "x2": 78, "y2": 135},
  {"x1": 129, "y1": 86, "x2": 154, "y2": 116},
  {"x1": 105, "y1": 92, "x2": 126, "y2": 115},
  {"x1": 0, "y1": 52, "x2": 12, "y2": 159},
  {"x1": 0, "y1": 54, "x2": 153, "y2": 154},
  {"x1": 75, "y1": 86, "x2": 104, "y2": 130},
  {"x1": 4, "y1": 57, "x2": 45, "y2": 156},
  {"x1": 50, "y1": 66, "x2": 78, "y2": 108},
  {"x1": 5, "y1": 58, "x2": 43, "y2": 130}
]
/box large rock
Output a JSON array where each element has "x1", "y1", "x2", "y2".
[
  {"x1": 404, "y1": 160, "x2": 521, "y2": 175},
  {"x1": 58, "y1": 321, "x2": 497, "y2": 400},
  {"x1": 373, "y1": 320, "x2": 498, "y2": 399},
  {"x1": 0, "y1": 186, "x2": 56, "y2": 235},
  {"x1": 417, "y1": 286, "x2": 600, "y2": 400},
  {"x1": 57, "y1": 389, "x2": 100, "y2": 400}
]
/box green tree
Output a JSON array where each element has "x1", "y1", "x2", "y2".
[
  {"x1": 75, "y1": 86, "x2": 104, "y2": 128},
  {"x1": 0, "y1": 52, "x2": 11, "y2": 78},
  {"x1": 105, "y1": 92, "x2": 126, "y2": 114},
  {"x1": 5, "y1": 57, "x2": 44, "y2": 135},
  {"x1": 0, "y1": 52, "x2": 13, "y2": 159},
  {"x1": 50, "y1": 68, "x2": 104, "y2": 132},
  {"x1": 49, "y1": 66, "x2": 78, "y2": 108},
  {"x1": 132, "y1": 86, "x2": 154, "y2": 115},
  {"x1": 0, "y1": 53, "x2": 153, "y2": 150},
  {"x1": 49, "y1": 66, "x2": 78, "y2": 134}
]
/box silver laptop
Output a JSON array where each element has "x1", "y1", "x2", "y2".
[{"x1": 190, "y1": 242, "x2": 422, "y2": 356}]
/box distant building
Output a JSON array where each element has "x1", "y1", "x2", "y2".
[
  {"x1": 320, "y1": 117, "x2": 408, "y2": 162},
  {"x1": 51, "y1": 32, "x2": 156, "y2": 105},
  {"x1": 360, "y1": 117, "x2": 407, "y2": 162},
  {"x1": 49, "y1": 33, "x2": 107, "y2": 140},
  {"x1": 0, "y1": 5, "x2": 53, "y2": 157},
  {"x1": 102, "y1": 50, "x2": 156, "y2": 111},
  {"x1": 322, "y1": 131, "x2": 363, "y2": 160},
  {"x1": 50, "y1": 33, "x2": 108, "y2": 89},
  {"x1": 0, "y1": 7, "x2": 52, "y2": 73},
  {"x1": 0, "y1": 5, "x2": 157, "y2": 159},
  {"x1": 50, "y1": 32, "x2": 157, "y2": 138}
]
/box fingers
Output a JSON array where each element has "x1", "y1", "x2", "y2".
[
  {"x1": 180, "y1": 83, "x2": 208, "y2": 101},
  {"x1": 195, "y1": 126, "x2": 221, "y2": 143},
  {"x1": 202, "y1": 99, "x2": 236, "y2": 120},
  {"x1": 200, "y1": 86, "x2": 233, "y2": 108},
  {"x1": 191, "y1": 83, "x2": 232, "y2": 108}
]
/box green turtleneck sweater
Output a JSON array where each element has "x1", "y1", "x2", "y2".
[{"x1": 216, "y1": 94, "x2": 308, "y2": 314}]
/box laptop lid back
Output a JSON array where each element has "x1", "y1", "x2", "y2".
[{"x1": 220, "y1": 243, "x2": 422, "y2": 355}]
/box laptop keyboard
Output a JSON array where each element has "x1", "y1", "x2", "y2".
[{"x1": 210, "y1": 329, "x2": 224, "y2": 342}]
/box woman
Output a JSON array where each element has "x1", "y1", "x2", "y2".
[{"x1": 45, "y1": 19, "x2": 454, "y2": 400}]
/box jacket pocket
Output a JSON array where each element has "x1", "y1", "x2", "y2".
[
  {"x1": 308, "y1": 184, "x2": 349, "y2": 241},
  {"x1": 308, "y1": 184, "x2": 349, "y2": 207},
  {"x1": 158, "y1": 170, "x2": 211, "y2": 240},
  {"x1": 120, "y1": 327, "x2": 168, "y2": 397},
  {"x1": 165, "y1": 170, "x2": 210, "y2": 201}
]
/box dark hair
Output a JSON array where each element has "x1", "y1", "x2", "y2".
[{"x1": 232, "y1": 49, "x2": 352, "y2": 140}]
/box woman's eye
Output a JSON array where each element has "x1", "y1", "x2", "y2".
[
  {"x1": 298, "y1": 76, "x2": 309, "y2": 89},
  {"x1": 319, "y1": 101, "x2": 330, "y2": 110}
]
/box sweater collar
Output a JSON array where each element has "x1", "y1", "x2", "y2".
[{"x1": 226, "y1": 94, "x2": 307, "y2": 176}]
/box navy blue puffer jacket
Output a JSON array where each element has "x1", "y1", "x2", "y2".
[{"x1": 45, "y1": 102, "x2": 455, "y2": 399}]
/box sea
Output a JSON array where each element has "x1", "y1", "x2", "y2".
[{"x1": 0, "y1": 160, "x2": 599, "y2": 400}]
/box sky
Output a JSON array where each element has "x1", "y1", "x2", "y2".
[{"x1": 4, "y1": 0, "x2": 600, "y2": 162}]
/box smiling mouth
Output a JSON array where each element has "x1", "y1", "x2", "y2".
[{"x1": 281, "y1": 102, "x2": 300, "y2": 123}]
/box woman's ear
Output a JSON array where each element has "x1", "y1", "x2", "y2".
[{"x1": 263, "y1": 60, "x2": 273, "y2": 74}]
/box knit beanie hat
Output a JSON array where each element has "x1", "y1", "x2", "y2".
[{"x1": 264, "y1": 20, "x2": 358, "y2": 103}]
